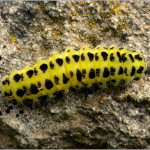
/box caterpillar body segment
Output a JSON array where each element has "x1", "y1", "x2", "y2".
[
  {"x1": 107, "y1": 46, "x2": 123, "y2": 86},
  {"x1": 1, "y1": 45, "x2": 146, "y2": 102},
  {"x1": 64, "y1": 47, "x2": 82, "y2": 89}
]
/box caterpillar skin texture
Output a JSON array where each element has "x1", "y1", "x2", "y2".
[{"x1": 1, "y1": 45, "x2": 146, "y2": 102}]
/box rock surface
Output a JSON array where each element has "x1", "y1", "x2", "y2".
[{"x1": 0, "y1": 1, "x2": 150, "y2": 148}]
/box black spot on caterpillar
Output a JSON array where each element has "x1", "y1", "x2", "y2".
[{"x1": 1, "y1": 45, "x2": 146, "y2": 102}]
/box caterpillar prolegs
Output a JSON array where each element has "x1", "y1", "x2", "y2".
[{"x1": 1, "y1": 45, "x2": 146, "y2": 102}]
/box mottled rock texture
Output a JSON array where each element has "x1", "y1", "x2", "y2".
[{"x1": 0, "y1": 1, "x2": 150, "y2": 148}]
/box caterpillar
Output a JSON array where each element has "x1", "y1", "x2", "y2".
[{"x1": 1, "y1": 45, "x2": 146, "y2": 102}]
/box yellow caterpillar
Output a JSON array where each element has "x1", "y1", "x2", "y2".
[{"x1": 1, "y1": 45, "x2": 146, "y2": 102}]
